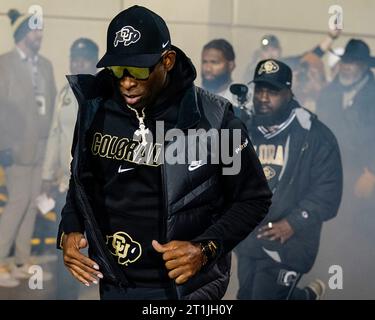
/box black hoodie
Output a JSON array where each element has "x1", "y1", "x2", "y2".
[
  {"x1": 59, "y1": 45, "x2": 272, "y2": 297},
  {"x1": 83, "y1": 47, "x2": 197, "y2": 288}
]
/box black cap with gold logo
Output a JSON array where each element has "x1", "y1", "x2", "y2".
[{"x1": 252, "y1": 59, "x2": 292, "y2": 90}]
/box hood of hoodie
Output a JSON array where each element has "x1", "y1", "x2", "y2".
[
  {"x1": 66, "y1": 46, "x2": 199, "y2": 132},
  {"x1": 94, "y1": 45, "x2": 197, "y2": 120},
  {"x1": 145, "y1": 45, "x2": 197, "y2": 119}
]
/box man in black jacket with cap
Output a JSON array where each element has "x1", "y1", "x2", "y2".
[
  {"x1": 236, "y1": 59, "x2": 343, "y2": 300},
  {"x1": 57, "y1": 5, "x2": 271, "y2": 300}
]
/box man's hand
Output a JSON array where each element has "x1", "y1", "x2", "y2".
[
  {"x1": 354, "y1": 167, "x2": 375, "y2": 199},
  {"x1": 328, "y1": 28, "x2": 341, "y2": 40},
  {"x1": 257, "y1": 219, "x2": 294, "y2": 244},
  {"x1": 62, "y1": 232, "x2": 103, "y2": 286},
  {"x1": 152, "y1": 240, "x2": 204, "y2": 285}
]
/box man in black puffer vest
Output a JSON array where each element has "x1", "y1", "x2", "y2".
[{"x1": 56, "y1": 5, "x2": 271, "y2": 300}]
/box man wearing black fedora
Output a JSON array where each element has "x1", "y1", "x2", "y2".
[
  {"x1": 316, "y1": 39, "x2": 375, "y2": 298},
  {"x1": 56, "y1": 5, "x2": 271, "y2": 300},
  {"x1": 318, "y1": 39, "x2": 375, "y2": 201}
]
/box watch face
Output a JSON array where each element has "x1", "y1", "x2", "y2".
[{"x1": 201, "y1": 240, "x2": 218, "y2": 262}]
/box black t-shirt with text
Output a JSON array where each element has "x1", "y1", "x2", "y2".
[{"x1": 85, "y1": 98, "x2": 174, "y2": 288}]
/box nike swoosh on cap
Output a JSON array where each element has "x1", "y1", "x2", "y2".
[{"x1": 162, "y1": 41, "x2": 169, "y2": 48}]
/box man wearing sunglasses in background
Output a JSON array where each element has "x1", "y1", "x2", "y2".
[{"x1": 57, "y1": 5, "x2": 271, "y2": 300}]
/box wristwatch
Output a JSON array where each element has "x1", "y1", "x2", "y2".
[{"x1": 200, "y1": 240, "x2": 218, "y2": 266}]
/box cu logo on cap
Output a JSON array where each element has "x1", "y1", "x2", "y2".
[
  {"x1": 258, "y1": 60, "x2": 279, "y2": 75},
  {"x1": 114, "y1": 26, "x2": 141, "y2": 47}
]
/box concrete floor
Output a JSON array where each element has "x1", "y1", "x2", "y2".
[{"x1": 1, "y1": 249, "x2": 374, "y2": 300}]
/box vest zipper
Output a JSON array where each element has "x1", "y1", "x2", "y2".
[{"x1": 161, "y1": 157, "x2": 181, "y2": 299}]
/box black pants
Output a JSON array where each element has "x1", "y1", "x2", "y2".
[
  {"x1": 236, "y1": 255, "x2": 314, "y2": 300},
  {"x1": 99, "y1": 281, "x2": 177, "y2": 300}
]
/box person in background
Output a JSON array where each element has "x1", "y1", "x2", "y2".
[
  {"x1": 0, "y1": 103, "x2": 23, "y2": 217},
  {"x1": 0, "y1": 9, "x2": 56, "y2": 287},
  {"x1": 317, "y1": 39, "x2": 375, "y2": 199},
  {"x1": 40, "y1": 38, "x2": 98, "y2": 299},
  {"x1": 42, "y1": 38, "x2": 98, "y2": 201},
  {"x1": 201, "y1": 39, "x2": 251, "y2": 121},
  {"x1": 236, "y1": 59, "x2": 342, "y2": 300},
  {"x1": 242, "y1": 35, "x2": 282, "y2": 84},
  {"x1": 314, "y1": 39, "x2": 375, "y2": 298},
  {"x1": 201, "y1": 39, "x2": 237, "y2": 102},
  {"x1": 242, "y1": 30, "x2": 341, "y2": 89},
  {"x1": 258, "y1": 34, "x2": 282, "y2": 61},
  {"x1": 288, "y1": 52, "x2": 327, "y2": 112}
]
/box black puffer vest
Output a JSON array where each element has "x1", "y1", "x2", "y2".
[{"x1": 63, "y1": 74, "x2": 233, "y2": 299}]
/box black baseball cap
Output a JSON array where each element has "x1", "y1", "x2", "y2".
[
  {"x1": 260, "y1": 34, "x2": 280, "y2": 50},
  {"x1": 251, "y1": 59, "x2": 292, "y2": 90},
  {"x1": 71, "y1": 38, "x2": 99, "y2": 61},
  {"x1": 97, "y1": 5, "x2": 171, "y2": 68}
]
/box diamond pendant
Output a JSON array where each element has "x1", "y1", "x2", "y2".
[
  {"x1": 127, "y1": 105, "x2": 150, "y2": 146},
  {"x1": 134, "y1": 116, "x2": 150, "y2": 146}
]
